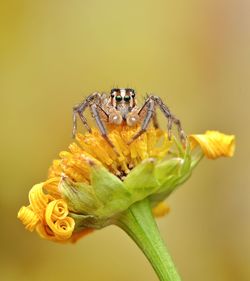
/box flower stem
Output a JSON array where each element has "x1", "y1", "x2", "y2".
[{"x1": 114, "y1": 198, "x2": 182, "y2": 281}]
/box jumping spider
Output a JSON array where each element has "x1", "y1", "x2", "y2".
[{"x1": 73, "y1": 88, "x2": 186, "y2": 149}]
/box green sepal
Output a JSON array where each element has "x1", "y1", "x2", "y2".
[
  {"x1": 69, "y1": 212, "x2": 108, "y2": 230},
  {"x1": 154, "y1": 158, "x2": 183, "y2": 185},
  {"x1": 149, "y1": 146, "x2": 191, "y2": 204},
  {"x1": 179, "y1": 142, "x2": 191, "y2": 175},
  {"x1": 60, "y1": 177, "x2": 102, "y2": 215},
  {"x1": 172, "y1": 136, "x2": 185, "y2": 157},
  {"x1": 60, "y1": 165, "x2": 132, "y2": 218},
  {"x1": 90, "y1": 165, "x2": 131, "y2": 217},
  {"x1": 123, "y1": 158, "x2": 160, "y2": 201},
  {"x1": 190, "y1": 147, "x2": 204, "y2": 169}
]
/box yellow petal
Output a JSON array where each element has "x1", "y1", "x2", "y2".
[
  {"x1": 189, "y1": 130, "x2": 235, "y2": 159},
  {"x1": 45, "y1": 199, "x2": 69, "y2": 222},
  {"x1": 153, "y1": 202, "x2": 170, "y2": 217},
  {"x1": 28, "y1": 183, "x2": 51, "y2": 219},
  {"x1": 53, "y1": 218, "x2": 75, "y2": 240},
  {"x1": 45, "y1": 199, "x2": 75, "y2": 240},
  {"x1": 17, "y1": 206, "x2": 40, "y2": 231},
  {"x1": 48, "y1": 159, "x2": 62, "y2": 178},
  {"x1": 36, "y1": 223, "x2": 57, "y2": 241},
  {"x1": 43, "y1": 177, "x2": 61, "y2": 198}
]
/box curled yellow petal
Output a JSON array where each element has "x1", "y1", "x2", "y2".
[
  {"x1": 53, "y1": 218, "x2": 75, "y2": 240},
  {"x1": 43, "y1": 177, "x2": 61, "y2": 198},
  {"x1": 36, "y1": 223, "x2": 57, "y2": 241},
  {"x1": 45, "y1": 199, "x2": 75, "y2": 240},
  {"x1": 153, "y1": 202, "x2": 170, "y2": 217},
  {"x1": 45, "y1": 199, "x2": 69, "y2": 222},
  {"x1": 189, "y1": 130, "x2": 235, "y2": 159},
  {"x1": 28, "y1": 183, "x2": 50, "y2": 218},
  {"x1": 17, "y1": 206, "x2": 39, "y2": 231}
]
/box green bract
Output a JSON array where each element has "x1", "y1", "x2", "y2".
[{"x1": 60, "y1": 143, "x2": 202, "y2": 231}]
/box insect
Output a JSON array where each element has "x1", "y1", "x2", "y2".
[{"x1": 72, "y1": 88, "x2": 186, "y2": 148}]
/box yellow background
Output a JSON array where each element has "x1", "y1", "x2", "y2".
[{"x1": 1, "y1": 1, "x2": 249, "y2": 280}]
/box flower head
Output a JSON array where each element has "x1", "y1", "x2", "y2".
[{"x1": 18, "y1": 124, "x2": 235, "y2": 242}]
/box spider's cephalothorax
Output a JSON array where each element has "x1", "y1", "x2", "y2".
[
  {"x1": 73, "y1": 88, "x2": 186, "y2": 149},
  {"x1": 108, "y1": 88, "x2": 138, "y2": 126}
]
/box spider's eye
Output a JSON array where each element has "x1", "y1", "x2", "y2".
[
  {"x1": 115, "y1": 96, "x2": 122, "y2": 102},
  {"x1": 124, "y1": 96, "x2": 131, "y2": 102},
  {"x1": 111, "y1": 93, "x2": 115, "y2": 98}
]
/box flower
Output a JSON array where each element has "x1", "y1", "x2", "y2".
[{"x1": 18, "y1": 124, "x2": 235, "y2": 243}]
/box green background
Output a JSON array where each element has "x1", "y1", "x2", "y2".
[{"x1": 1, "y1": 1, "x2": 249, "y2": 280}]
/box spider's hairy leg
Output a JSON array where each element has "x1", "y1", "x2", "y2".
[
  {"x1": 128, "y1": 98, "x2": 155, "y2": 145},
  {"x1": 72, "y1": 92, "x2": 100, "y2": 137},
  {"x1": 167, "y1": 117, "x2": 173, "y2": 140},
  {"x1": 144, "y1": 93, "x2": 159, "y2": 129},
  {"x1": 150, "y1": 95, "x2": 186, "y2": 143},
  {"x1": 90, "y1": 103, "x2": 118, "y2": 154},
  {"x1": 171, "y1": 115, "x2": 186, "y2": 143},
  {"x1": 72, "y1": 111, "x2": 92, "y2": 137},
  {"x1": 152, "y1": 112, "x2": 159, "y2": 129}
]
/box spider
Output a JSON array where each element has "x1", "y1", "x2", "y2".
[{"x1": 72, "y1": 88, "x2": 186, "y2": 149}]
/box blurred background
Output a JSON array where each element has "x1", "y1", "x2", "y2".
[{"x1": 1, "y1": 1, "x2": 249, "y2": 280}]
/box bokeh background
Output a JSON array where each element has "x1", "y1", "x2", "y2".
[{"x1": 1, "y1": 1, "x2": 249, "y2": 281}]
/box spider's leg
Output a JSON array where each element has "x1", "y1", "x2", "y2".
[
  {"x1": 128, "y1": 98, "x2": 155, "y2": 145},
  {"x1": 138, "y1": 97, "x2": 150, "y2": 115},
  {"x1": 152, "y1": 112, "x2": 159, "y2": 129},
  {"x1": 167, "y1": 117, "x2": 173, "y2": 140},
  {"x1": 150, "y1": 95, "x2": 186, "y2": 143},
  {"x1": 73, "y1": 105, "x2": 91, "y2": 137},
  {"x1": 72, "y1": 109, "x2": 78, "y2": 137},
  {"x1": 96, "y1": 104, "x2": 109, "y2": 121},
  {"x1": 90, "y1": 103, "x2": 117, "y2": 152},
  {"x1": 171, "y1": 115, "x2": 186, "y2": 142},
  {"x1": 72, "y1": 92, "x2": 100, "y2": 137}
]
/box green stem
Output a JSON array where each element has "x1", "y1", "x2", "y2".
[{"x1": 114, "y1": 198, "x2": 182, "y2": 281}]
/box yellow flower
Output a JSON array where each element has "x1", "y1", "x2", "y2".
[{"x1": 18, "y1": 125, "x2": 235, "y2": 243}]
